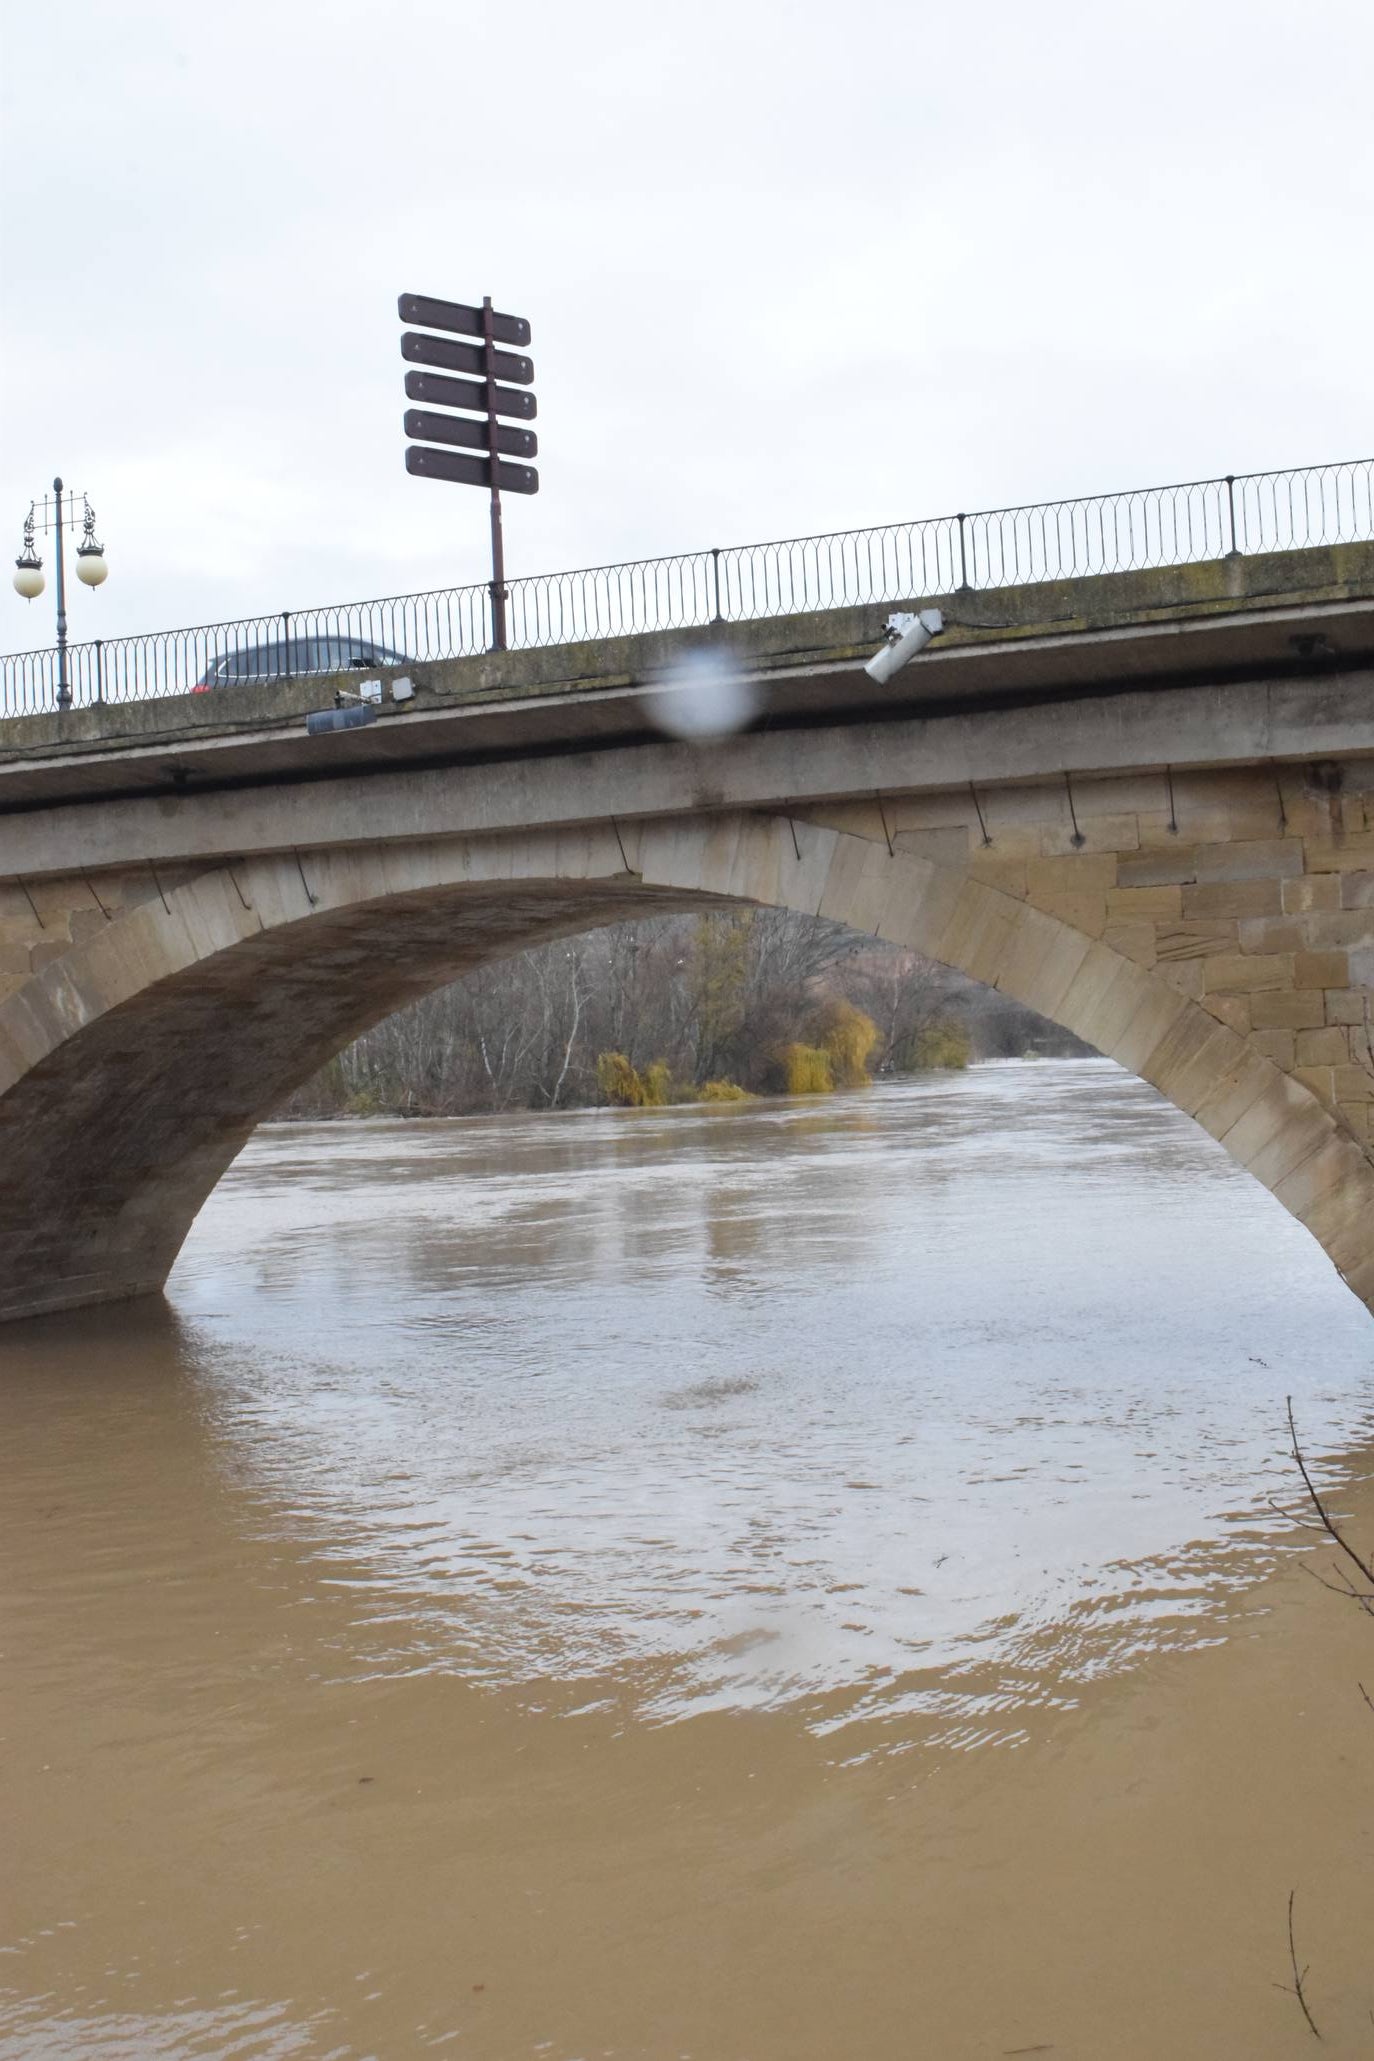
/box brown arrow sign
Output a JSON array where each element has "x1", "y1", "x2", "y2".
[
  {"x1": 404, "y1": 409, "x2": 538, "y2": 459},
  {"x1": 405, "y1": 446, "x2": 538, "y2": 494},
  {"x1": 401, "y1": 332, "x2": 533, "y2": 385},
  {"x1": 398, "y1": 293, "x2": 531, "y2": 349},
  {"x1": 403, "y1": 369, "x2": 537, "y2": 422}
]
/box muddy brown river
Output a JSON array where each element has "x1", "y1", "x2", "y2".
[{"x1": 4, "y1": 1060, "x2": 1374, "y2": 2056}]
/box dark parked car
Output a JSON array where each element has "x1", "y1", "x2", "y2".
[{"x1": 194, "y1": 635, "x2": 409, "y2": 691}]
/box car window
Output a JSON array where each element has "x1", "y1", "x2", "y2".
[
  {"x1": 207, "y1": 635, "x2": 403, "y2": 682},
  {"x1": 302, "y1": 637, "x2": 363, "y2": 670},
  {"x1": 217, "y1": 644, "x2": 289, "y2": 681},
  {"x1": 219, "y1": 650, "x2": 264, "y2": 681}
]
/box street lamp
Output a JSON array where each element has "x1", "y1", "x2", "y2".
[{"x1": 12, "y1": 478, "x2": 109, "y2": 710}]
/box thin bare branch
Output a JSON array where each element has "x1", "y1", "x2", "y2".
[
  {"x1": 1298, "y1": 1562, "x2": 1374, "y2": 1609},
  {"x1": 1275, "y1": 1888, "x2": 1322, "y2": 2040},
  {"x1": 1265, "y1": 1491, "x2": 1328, "y2": 1534},
  {"x1": 1287, "y1": 1397, "x2": 1374, "y2": 1594}
]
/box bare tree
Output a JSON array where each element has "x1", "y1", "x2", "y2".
[{"x1": 281, "y1": 906, "x2": 1087, "y2": 1119}]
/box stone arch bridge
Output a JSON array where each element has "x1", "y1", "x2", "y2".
[{"x1": 2, "y1": 545, "x2": 1373, "y2": 1322}]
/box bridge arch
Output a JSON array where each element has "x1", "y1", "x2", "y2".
[{"x1": 2, "y1": 810, "x2": 1372, "y2": 1323}]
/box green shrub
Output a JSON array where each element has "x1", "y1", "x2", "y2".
[{"x1": 897, "y1": 1019, "x2": 972, "y2": 1071}]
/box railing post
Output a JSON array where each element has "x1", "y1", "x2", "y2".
[
  {"x1": 281, "y1": 610, "x2": 292, "y2": 681},
  {"x1": 956, "y1": 512, "x2": 968, "y2": 590},
  {"x1": 94, "y1": 639, "x2": 104, "y2": 705},
  {"x1": 1224, "y1": 474, "x2": 1239, "y2": 557},
  {"x1": 710, "y1": 547, "x2": 723, "y2": 624}
]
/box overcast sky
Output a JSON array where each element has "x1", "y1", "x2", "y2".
[{"x1": 2, "y1": 0, "x2": 1371, "y2": 652}]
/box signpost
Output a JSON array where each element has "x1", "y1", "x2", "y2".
[
  {"x1": 399, "y1": 292, "x2": 538, "y2": 651},
  {"x1": 401, "y1": 333, "x2": 533, "y2": 385},
  {"x1": 404, "y1": 450, "x2": 539, "y2": 495},
  {"x1": 403, "y1": 409, "x2": 537, "y2": 459},
  {"x1": 398, "y1": 293, "x2": 530, "y2": 347},
  {"x1": 403, "y1": 368, "x2": 536, "y2": 422}
]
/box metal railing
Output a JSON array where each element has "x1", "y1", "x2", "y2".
[{"x1": 3, "y1": 457, "x2": 1371, "y2": 718}]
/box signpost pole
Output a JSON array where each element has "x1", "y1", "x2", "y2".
[
  {"x1": 399, "y1": 291, "x2": 536, "y2": 635},
  {"x1": 482, "y1": 296, "x2": 508, "y2": 653}
]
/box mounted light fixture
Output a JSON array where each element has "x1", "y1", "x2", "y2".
[
  {"x1": 12, "y1": 507, "x2": 43, "y2": 600},
  {"x1": 864, "y1": 609, "x2": 945, "y2": 686},
  {"x1": 75, "y1": 500, "x2": 108, "y2": 587},
  {"x1": 8, "y1": 478, "x2": 111, "y2": 708}
]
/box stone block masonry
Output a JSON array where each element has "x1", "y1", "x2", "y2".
[
  {"x1": 809, "y1": 756, "x2": 1374, "y2": 1166},
  {"x1": 2, "y1": 768, "x2": 1372, "y2": 1325}
]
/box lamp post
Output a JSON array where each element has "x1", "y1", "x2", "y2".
[{"x1": 12, "y1": 478, "x2": 109, "y2": 710}]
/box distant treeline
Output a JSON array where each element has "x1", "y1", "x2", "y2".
[{"x1": 283, "y1": 909, "x2": 1091, "y2": 1121}]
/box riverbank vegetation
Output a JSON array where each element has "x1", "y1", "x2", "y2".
[{"x1": 283, "y1": 909, "x2": 1089, "y2": 1120}]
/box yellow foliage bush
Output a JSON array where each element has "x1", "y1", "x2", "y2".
[
  {"x1": 596, "y1": 1052, "x2": 676, "y2": 1106},
  {"x1": 596, "y1": 1052, "x2": 644, "y2": 1105},
  {"x1": 777, "y1": 1043, "x2": 834, "y2": 1095},
  {"x1": 697, "y1": 1078, "x2": 750, "y2": 1102},
  {"x1": 813, "y1": 999, "x2": 880, "y2": 1088},
  {"x1": 641, "y1": 1060, "x2": 673, "y2": 1106}
]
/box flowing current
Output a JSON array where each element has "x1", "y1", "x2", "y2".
[{"x1": 4, "y1": 1059, "x2": 1374, "y2": 2058}]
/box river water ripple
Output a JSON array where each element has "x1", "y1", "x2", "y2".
[{"x1": 4, "y1": 1058, "x2": 1373, "y2": 2057}]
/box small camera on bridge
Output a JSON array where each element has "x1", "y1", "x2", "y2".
[
  {"x1": 306, "y1": 673, "x2": 418, "y2": 736},
  {"x1": 327, "y1": 678, "x2": 384, "y2": 713},
  {"x1": 338, "y1": 675, "x2": 415, "y2": 707}
]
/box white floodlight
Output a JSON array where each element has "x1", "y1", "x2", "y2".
[{"x1": 864, "y1": 608, "x2": 944, "y2": 686}]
